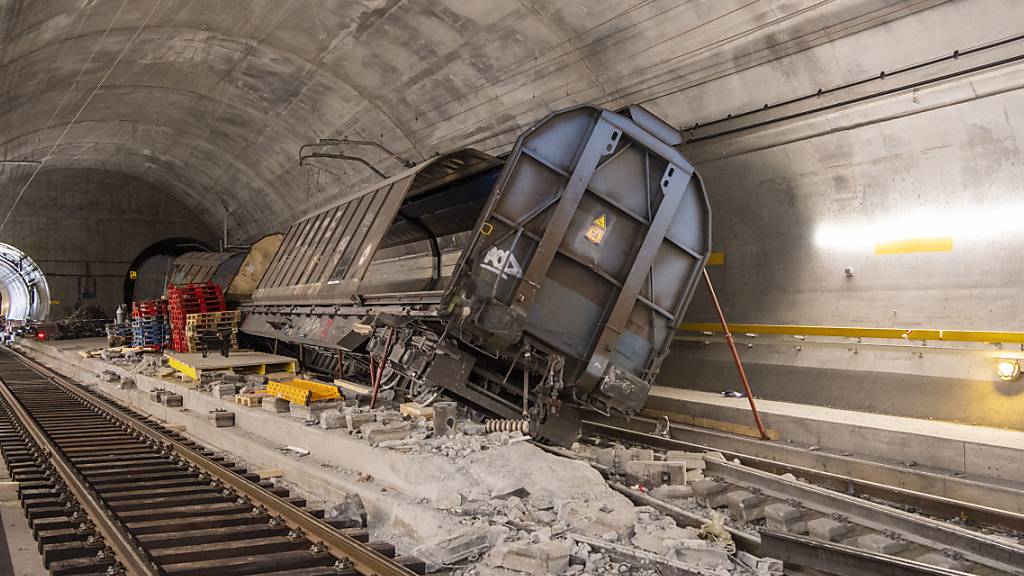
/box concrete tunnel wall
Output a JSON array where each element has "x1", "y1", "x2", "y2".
[
  {"x1": 2, "y1": 0, "x2": 1024, "y2": 422},
  {"x1": 0, "y1": 168, "x2": 216, "y2": 319}
]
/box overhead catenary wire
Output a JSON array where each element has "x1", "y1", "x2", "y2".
[{"x1": 0, "y1": 0, "x2": 166, "y2": 235}]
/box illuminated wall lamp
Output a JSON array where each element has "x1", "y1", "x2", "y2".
[{"x1": 997, "y1": 359, "x2": 1020, "y2": 381}]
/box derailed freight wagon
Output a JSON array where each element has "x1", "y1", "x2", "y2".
[{"x1": 242, "y1": 104, "x2": 710, "y2": 444}]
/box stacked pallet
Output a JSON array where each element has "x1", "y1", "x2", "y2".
[
  {"x1": 185, "y1": 310, "x2": 240, "y2": 352},
  {"x1": 130, "y1": 299, "x2": 170, "y2": 350},
  {"x1": 104, "y1": 322, "x2": 133, "y2": 347},
  {"x1": 167, "y1": 282, "x2": 226, "y2": 352}
]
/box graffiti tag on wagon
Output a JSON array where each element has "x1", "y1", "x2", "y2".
[{"x1": 481, "y1": 246, "x2": 523, "y2": 279}]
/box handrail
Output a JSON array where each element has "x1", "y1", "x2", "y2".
[{"x1": 679, "y1": 323, "x2": 1024, "y2": 344}]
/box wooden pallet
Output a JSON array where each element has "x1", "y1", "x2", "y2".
[
  {"x1": 186, "y1": 310, "x2": 240, "y2": 323},
  {"x1": 165, "y1": 350, "x2": 297, "y2": 382},
  {"x1": 234, "y1": 392, "x2": 268, "y2": 407}
]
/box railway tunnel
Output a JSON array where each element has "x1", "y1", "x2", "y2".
[{"x1": 1, "y1": 1, "x2": 1024, "y2": 575}]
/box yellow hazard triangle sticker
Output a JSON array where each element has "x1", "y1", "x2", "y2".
[{"x1": 586, "y1": 213, "x2": 607, "y2": 244}]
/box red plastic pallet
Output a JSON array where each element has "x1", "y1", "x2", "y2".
[{"x1": 167, "y1": 282, "x2": 227, "y2": 352}]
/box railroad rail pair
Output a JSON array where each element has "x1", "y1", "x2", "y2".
[
  {"x1": 584, "y1": 416, "x2": 1024, "y2": 576},
  {"x1": 0, "y1": 346, "x2": 421, "y2": 576}
]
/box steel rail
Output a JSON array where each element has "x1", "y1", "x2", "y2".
[
  {"x1": 582, "y1": 416, "x2": 1024, "y2": 520},
  {"x1": 759, "y1": 530, "x2": 974, "y2": 576},
  {"x1": 0, "y1": 371, "x2": 158, "y2": 576},
  {"x1": 706, "y1": 459, "x2": 1024, "y2": 573},
  {"x1": 5, "y1": 346, "x2": 417, "y2": 576}
]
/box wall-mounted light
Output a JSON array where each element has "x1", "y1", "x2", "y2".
[{"x1": 997, "y1": 359, "x2": 1020, "y2": 381}]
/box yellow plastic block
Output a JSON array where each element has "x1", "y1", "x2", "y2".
[{"x1": 266, "y1": 379, "x2": 341, "y2": 405}]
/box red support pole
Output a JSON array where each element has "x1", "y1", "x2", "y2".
[{"x1": 702, "y1": 268, "x2": 769, "y2": 440}]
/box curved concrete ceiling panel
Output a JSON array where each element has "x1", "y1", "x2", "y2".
[{"x1": 0, "y1": 0, "x2": 1010, "y2": 239}]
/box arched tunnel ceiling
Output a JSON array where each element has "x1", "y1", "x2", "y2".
[{"x1": 0, "y1": 0, "x2": 1011, "y2": 239}]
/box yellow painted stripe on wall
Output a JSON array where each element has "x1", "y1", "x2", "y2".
[
  {"x1": 706, "y1": 251, "x2": 725, "y2": 266},
  {"x1": 874, "y1": 237, "x2": 953, "y2": 255},
  {"x1": 678, "y1": 323, "x2": 1024, "y2": 343}
]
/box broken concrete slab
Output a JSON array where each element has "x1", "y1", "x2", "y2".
[
  {"x1": 649, "y1": 484, "x2": 693, "y2": 501},
  {"x1": 262, "y1": 396, "x2": 289, "y2": 413},
  {"x1": 346, "y1": 411, "x2": 376, "y2": 431},
  {"x1": 486, "y1": 540, "x2": 570, "y2": 576},
  {"x1": 290, "y1": 402, "x2": 325, "y2": 421},
  {"x1": 365, "y1": 422, "x2": 412, "y2": 446},
  {"x1": 624, "y1": 460, "x2": 690, "y2": 487},
  {"x1": 320, "y1": 409, "x2": 344, "y2": 429}
]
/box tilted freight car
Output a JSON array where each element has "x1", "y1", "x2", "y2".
[{"x1": 242, "y1": 104, "x2": 710, "y2": 444}]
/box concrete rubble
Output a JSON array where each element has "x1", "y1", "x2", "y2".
[{"x1": 38, "y1": 344, "x2": 785, "y2": 576}]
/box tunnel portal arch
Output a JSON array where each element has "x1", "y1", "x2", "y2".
[{"x1": 0, "y1": 243, "x2": 49, "y2": 322}]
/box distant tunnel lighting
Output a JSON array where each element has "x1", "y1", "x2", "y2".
[
  {"x1": 813, "y1": 204, "x2": 1022, "y2": 251},
  {"x1": 997, "y1": 360, "x2": 1020, "y2": 381}
]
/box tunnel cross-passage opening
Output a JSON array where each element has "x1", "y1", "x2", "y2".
[{"x1": 0, "y1": 243, "x2": 49, "y2": 323}]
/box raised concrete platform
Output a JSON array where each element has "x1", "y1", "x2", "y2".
[
  {"x1": 647, "y1": 386, "x2": 1024, "y2": 485},
  {"x1": 17, "y1": 337, "x2": 636, "y2": 564}
]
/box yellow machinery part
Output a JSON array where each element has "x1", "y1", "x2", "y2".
[{"x1": 266, "y1": 379, "x2": 341, "y2": 405}]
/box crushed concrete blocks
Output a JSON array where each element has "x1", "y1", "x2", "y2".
[
  {"x1": 290, "y1": 402, "x2": 326, "y2": 421},
  {"x1": 857, "y1": 532, "x2": 910, "y2": 554},
  {"x1": 433, "y1": 489, "x2": 463, "y2": 510},
  {"x1": 807, "y1": 517, "x2": 855, "y2": 541},
  {"x1": 631, "y1": 508, "x2": 702, "y2": 556},
  {"x1": 415, "y1": 530, "x2": 490, "y2": 568},
  {"x1": 591, "y1": 447, "x2": 655, "y2": 475},
  {"x1": 319, "y1": 409, "x2": 344, "y2": 429},
  {"x1": 690, "y1": 479, "x2": 730, "y2": 508},
  {"x1": 664, "y1": 450, "x2": 707, "y2": 471},
  {"x1": 486, "y1": 540, "x2": 570, "y2": 576},
  {"x1": 161, "y1": 393, "x2": 183, "y2": 408},
  {"x1": 345, "y1": 411, "x2": 375, "y2": 431},
  {"x1": 725, "y1": 490, "x2": 770, "y2": 522},
  {"x1": 399, "y1": 401, "x2": 433, "y2": 420},
  {"x1": 764, "y1": 502, "x2": 808, "y2": 533},
  {"x1": 624, "y1": 460, "x2": 692, "y2": 487},
  {"x1": 101, "y1": 369, "x2": 121, "y2": 383},
  {"x1": 650, "y1": 484, "x2": 694, "y2": 500},
  {"x1": 736, "y1": 551, "x2": 784, "y2": 575},
  {"x1": 364, "y1": 421, "x2": 412, "y2": 446},
  {"x1": 262, "y1": 396, "x2": 290, "y2": 413},
  {"x1": 212, "y1": 382, "x2": 236, "y2": 399},
  {"x1": 244, "y1": 374, "x2": 267, "y2": 386},
  {"x1": 208, "y1": 409, "x2": 234, "y2": 427},
  {"x1": 327, "y1": 494, "x2": 366, "y2": 528}
]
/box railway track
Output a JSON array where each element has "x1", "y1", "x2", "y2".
[
  {"x1": 582, "y1": 418, "x2": 1024, "y2": 576},
  {"x1": 0, "y1": 347, "x2": 424, "y2": 576}
]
